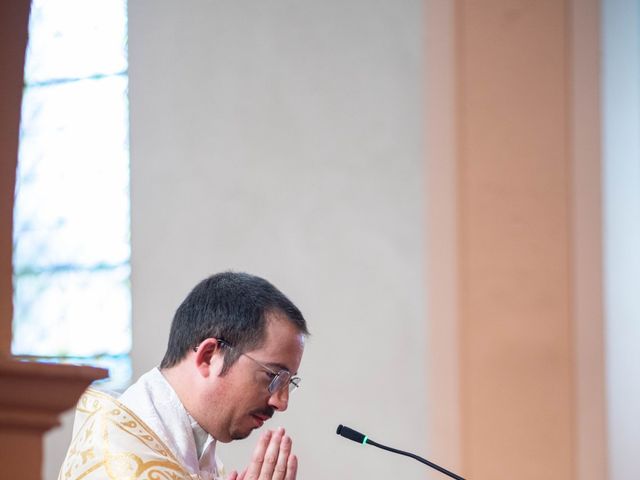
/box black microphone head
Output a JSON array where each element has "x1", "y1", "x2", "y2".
[{"x1": 336, "y1": 424, "x2": 367, "y2": 444}]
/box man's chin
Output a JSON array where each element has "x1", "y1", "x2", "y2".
[{"x1": 230, "y1": 426, "x2": 255, "y2": 441}]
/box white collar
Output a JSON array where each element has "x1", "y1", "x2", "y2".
[
  {"x1": 118, "y1": 367, "x2": 222, "y2": 477},
  {"x1": 188, "y1": 412, "x2": 216, "y2": 460}
]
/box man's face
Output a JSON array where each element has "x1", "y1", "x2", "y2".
[{"x1": 200, "y1": 312, "x2": 306, "y2": 442}]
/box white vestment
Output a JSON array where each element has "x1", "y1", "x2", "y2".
[{"x1": 58, "y1": 368, "x2": 226, "y2": 480}]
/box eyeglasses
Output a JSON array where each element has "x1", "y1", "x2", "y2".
[{"x1": 207, "y1": 338, "x2": 302, "y2": 395}]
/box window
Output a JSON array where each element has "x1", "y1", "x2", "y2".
[
  {"x1": 12, "y1": 0, "x2": 131, "y2": 390},
  {"x1": 603, "y1": 0, "x2": 640, "y2": 477}
]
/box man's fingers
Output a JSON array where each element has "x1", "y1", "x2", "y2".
[
  {"x1": 258, "y1": 427, "x2": 285, "y2": 479},
  {"x1": 284, "y1": 454, "x2": 297, "y2": 480},
  {"x1": 242, "y1": 428, "x2": 298, "y2": 480},
  {"x1": 244, "y1": 430, "x2": 273, "y2": 480},
  {"x1": 272, "y1": 434, "x2": 292, "y2": 480},
  {"x1": 227, "y1": 471, "x2": 238, "y2": 480}
]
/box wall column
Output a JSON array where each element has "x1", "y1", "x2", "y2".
[
  {"x1": 0, "y1": 0, "x2": 30, "y2": 356},
  {"x1": 426, "y1": 1, "x2": 606, "y2": 479}
]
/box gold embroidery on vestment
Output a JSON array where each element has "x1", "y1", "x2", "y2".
[{"x1": 59, "y1": 388, "x2": 193, "y2": 480}]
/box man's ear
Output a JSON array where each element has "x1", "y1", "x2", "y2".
[{"x1": 193, "y1": 338, "x2": 225, "y2": 378}]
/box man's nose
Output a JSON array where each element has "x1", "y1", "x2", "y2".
[{"x1": 268, "y1": 387, "x2": 289, "y2": 411}]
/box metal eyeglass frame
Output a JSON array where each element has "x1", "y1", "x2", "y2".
[{"x1": 194, "y1": 338, "x2": 301, "y2": 394}]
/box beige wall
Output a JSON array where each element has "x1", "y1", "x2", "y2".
[
  {"x1": 128, "y1": 2, "x2": 427, "y2": 479},
  {"x1": 460, "y1": 1, "x2": 575, "y2": 477},
  {"x1": 572, "y1": 1, "x2": 607, "y2": 479}
]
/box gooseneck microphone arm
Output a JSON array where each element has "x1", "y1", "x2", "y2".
[{"x1": 336, "y1": 424, "x2": 466, "y2": 480}]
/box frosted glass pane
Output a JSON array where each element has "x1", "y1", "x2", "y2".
[
  {"x1": 24, "y1": 0, "x2": 127, "y2": 84},
  {"x1": 88, "y1": 354, "x2": 132, "y2": 392},
  {"x1": 12, "y1": 266, "x2": 131, "y2": 357},
  {"x1": 14, "y1": 76, "x2": 130, "y2": 271}
]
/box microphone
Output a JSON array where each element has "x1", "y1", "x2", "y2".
[{"x1": 336, "y1": 424, "x2": 466, "y2": 480}]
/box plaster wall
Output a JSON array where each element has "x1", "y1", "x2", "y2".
[{"x1": 65, "y1": 2, "x2": 426, "y2": 480}]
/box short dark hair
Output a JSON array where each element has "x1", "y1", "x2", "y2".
[{"x1": 160, "y1": 271, "x2": 309, "y2": 373}]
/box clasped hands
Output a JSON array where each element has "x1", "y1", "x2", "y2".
[{"x1": 228, "y1": 428, "x2": 297, "y2": 480}]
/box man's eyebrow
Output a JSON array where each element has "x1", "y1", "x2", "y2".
[{"x1": 265, "y1": 362, "x2": 294, "y2": 374}]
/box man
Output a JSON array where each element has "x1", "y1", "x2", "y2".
[{"x1": 59, "y1": 271, "x2": 309, "y2": 480}]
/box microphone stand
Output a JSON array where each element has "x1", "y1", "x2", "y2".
[{"x1": 337, "y1": 424, "x2": 466, "y2": 480}]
